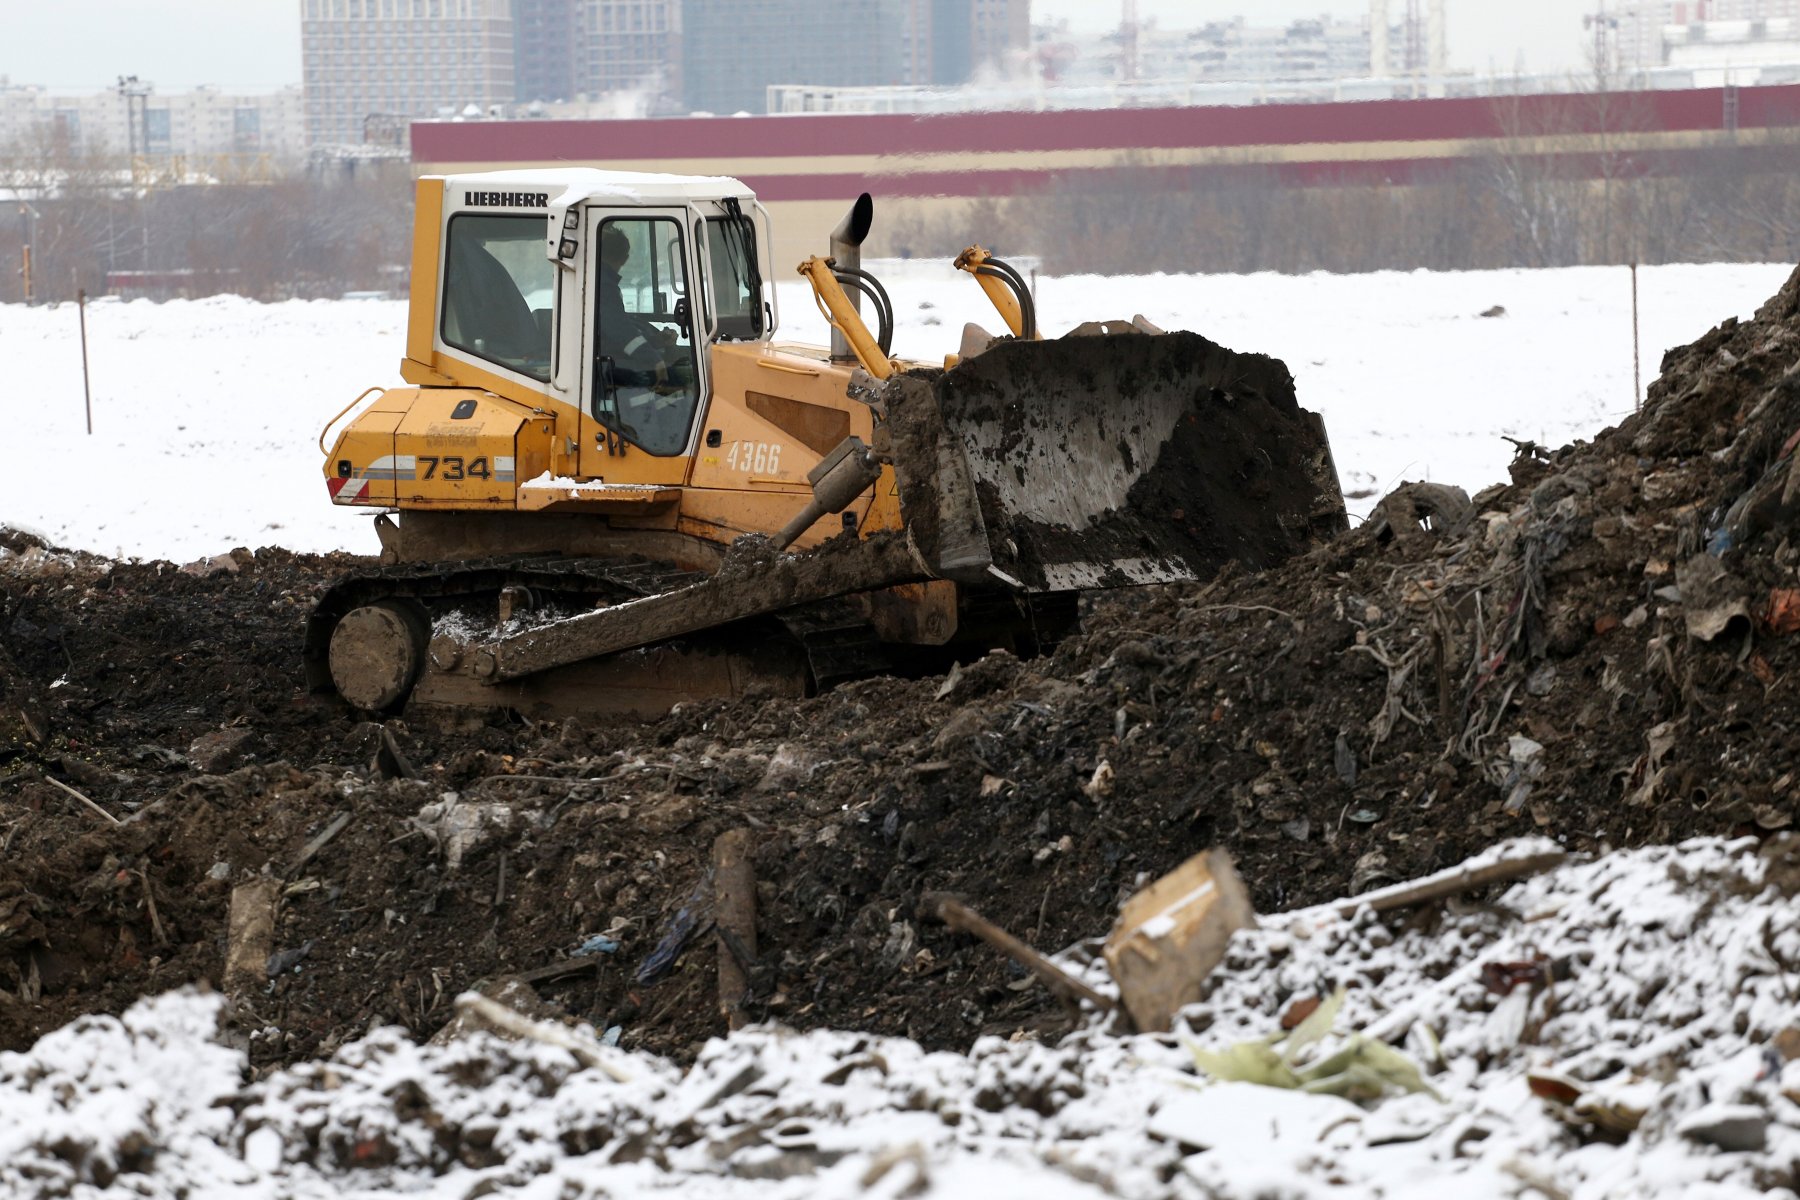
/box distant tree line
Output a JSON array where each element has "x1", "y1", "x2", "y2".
[
  {"x1": 889, "y1": 90, "x2": 1800, "y2": 274},
  {"x1": 0, "y1": 127, "x2": 411, "y2": 304},
  {"x1": 943, "y1": 152, "x2": 1800, "y2": 276}
]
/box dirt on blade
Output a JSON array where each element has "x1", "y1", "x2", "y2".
[
  {"x1": 6, "y1": 271, "x2": 1800, "y2": 1070},
  {"x1": 904, "y1": 330, "x2": 1347, "y2": 588}
]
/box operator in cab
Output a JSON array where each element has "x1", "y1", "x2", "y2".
[
  {"x1": 598, "y1": 225, "x2": 677, "y2": 388},
  {"x1": 596, "y1": 223, "x2": 698, "y2": 453}
]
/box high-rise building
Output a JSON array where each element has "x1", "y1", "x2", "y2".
[
  {"x1": 679, "y1": 0, "x2": 904, "y2": 114},
  {"x1": 588, "y1": 0, "x2": 681, "y2": 108},
  {"x1": 1616, "y1": 1, "x2": 1800, "y2": 71},
  {"x1": 909, "y1": 0, "x2": 1030, "y2": 85},
  {"x1": 514, "y1": 0, "x2": 583, "y2": 102},
  {"x1": 968, "y1": 0, "x2": 1030, "y2": 79},
  {"x1": 299, "y1": 0, "x2": 515, "y2": 148},
  {"x1": 677, "y1": 0, "x2": 1027, "y2": 115}
]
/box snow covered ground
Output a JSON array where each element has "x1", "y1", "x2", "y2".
[
  {"x1": 5, "y1": 838, "x2": 1798, "y2": 1199},
  {"x1": 1, "y1": 262, "x2": 1791, "y2": 561}
]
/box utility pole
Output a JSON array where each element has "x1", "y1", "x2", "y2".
[{"x1": 17, "y1": 200, "x2": 38, "y2": 304}]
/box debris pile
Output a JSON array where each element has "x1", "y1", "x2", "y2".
[
  {"x1": 5, "y1": 266, "x2": 1800, "y2": 1072},
  {"x1": 4, "y1": 837, "x2": 1798, "y2": 1198}
]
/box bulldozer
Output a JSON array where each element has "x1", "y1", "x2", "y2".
[{"x1": 310, "y1": 168, "x2": 1346, "y2": 718}]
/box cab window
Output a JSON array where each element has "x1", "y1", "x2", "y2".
[
  {"x1": 441, "y1": 214, "x2": 553, "y2": 381},
  {"x1": 699, "y1": 213, "x2": 764, "y2": 340},
  {"x1": 593, "y1": 216, "x2": 701, "y2": 456}
]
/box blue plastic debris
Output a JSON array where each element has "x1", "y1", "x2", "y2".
[
  {"x1": 573, "y1": 933, "x2": 621, "y2": 957},
  {"x1": 635, "y1": 874, "x2": 714, "y2": 984}
]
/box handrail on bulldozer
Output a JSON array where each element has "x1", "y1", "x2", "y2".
[
  {"x1": 955, "y1": 245, "x2": 1038, "y2": 341},
  {"x1": 318, "y1": 386, "x2": 387, "y2": 455},
  {"x1": 797, "y1": 255, "x2": 893, "y2": 380}
]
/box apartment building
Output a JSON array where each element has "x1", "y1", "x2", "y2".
[
  {"x1": 1616, "y1": 1, "x2": 1800, "y2": 71},
  {"x1": 589, "y1": 0, "x2": 681, "y2": 106},
  {"x1": 1184, "y1": 16, "x2": 1385, "y2": 83},
  {"x1": 299, "y1": 0, "x2": 515, "y2": 148},
  {"x1": 0, "y1": 82, "x2": 306, "y2": 162}
]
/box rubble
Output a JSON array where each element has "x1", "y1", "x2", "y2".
[
  {"x1": 2, "y1": 837, "x2": 1798, "y2": 1198},
  {"x1": 6, "y1": 266, "x2": 1800, "y2": 1079}
]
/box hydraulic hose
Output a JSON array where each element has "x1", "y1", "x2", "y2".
[
  {"x1": 975, "y1": 258, "x2": 1036, "y2": 340},
  {"x1": 831, "y1": 265, "x2": 894, "y2": 357}
]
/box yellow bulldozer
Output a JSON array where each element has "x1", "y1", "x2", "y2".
[{"x1": 310, "y1": 169, "x2": 1346, "y2": 717}]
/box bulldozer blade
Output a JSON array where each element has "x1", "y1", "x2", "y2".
[{"x1": 891, "y1": 330, "x2": 1346, "y2": 592}]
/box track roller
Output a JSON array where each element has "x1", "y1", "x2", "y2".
[{"x1": 327, "y1": 600, "x2": 429, "y2": 712}]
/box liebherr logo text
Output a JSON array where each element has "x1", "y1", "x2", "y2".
[{"x1": 466, "y1": 191, "x2": 548, "y2": 208}]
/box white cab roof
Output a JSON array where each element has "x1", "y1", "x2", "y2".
[{"x1": 437, "y1": 167, "x2": 754, "y2": 207}]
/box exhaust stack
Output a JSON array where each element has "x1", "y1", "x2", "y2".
[{"x1": 829, "y1": 193, "x2": 874, "y2": 363}]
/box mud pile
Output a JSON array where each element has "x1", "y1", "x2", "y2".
[{"x1": 6, "y1": 267, "x2": 1800, "y2": 1070}]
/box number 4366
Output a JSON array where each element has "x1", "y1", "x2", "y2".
[{"x1": 725, "y1": 442, "x2": 780, "y2": 473}]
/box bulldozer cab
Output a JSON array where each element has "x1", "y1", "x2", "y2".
[
  {"x1": 417, "y1": 171, "x2": 776, "y2": 481},
  {"x1": 586, "y1": 209, "x2": 706, "y2": 462}
]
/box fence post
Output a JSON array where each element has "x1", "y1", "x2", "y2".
[
  {"x1": 78, "y1": 289, "x2": 94, "y2": 435},
  {"x1": 1630, "y1": 262, "x2": 1641, "y2": 413}
]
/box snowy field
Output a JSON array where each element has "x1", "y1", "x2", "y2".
[
  {"x1": 0, "y1": 261, "x2": 1791, "y2": 561},
  {"x1": 6, "y1": 838, "x2": 1800, "y2": 1199}
]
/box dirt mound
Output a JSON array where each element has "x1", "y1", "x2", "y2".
[{"x1": 6, "y1": 267, "x2": 1800, "y2": 1068}]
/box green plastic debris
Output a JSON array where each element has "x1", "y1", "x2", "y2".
[{"x1": 1184, "y1": 987, "x2": 1442, "y2": 1103}]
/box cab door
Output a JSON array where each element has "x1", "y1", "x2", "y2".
[{"x1": 578, "y1": 208, "x2": 708, "y2": 482}]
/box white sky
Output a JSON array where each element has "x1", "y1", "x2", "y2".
[{"x1": 5, "y1": 0, "x2": 1599, "y2": 93}]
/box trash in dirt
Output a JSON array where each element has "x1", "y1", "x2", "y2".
[
  {"x1": 1677, "y1": 1103, "x2": 1770, "y2": 1153},
  {"x1": 1481, "y1": 958, "x2": 1549, "y2": 996},
  {"x1": 1281, "y1": 994, "x2": 1322, "y2": 1030},
  {"x1": 1494, "y1": 735, "x2": 1546, "y2": 814},
  {"x1": 1527, "y1": 1071, "x2": 1654, "y2": 1137},
  {"x1": 1104, "y1": 848, "x2": 1256, "y2": 1033},
  {"x1": 187, "y1": 727, "x2": 253, "y2": 773},
  {"x1": 373, "y1": 724, "x2": 418, "y2": 780},
  {"x1": 1184, "y1": 987, "x2": 1442, "y2": 1103},
  {"x1": 1527, "y1": 1069, "x2": 1584, "y2": 1105},
  {"x1": 1333, "y1": 733, "x2": 1357, "y2": 785},
  {"x1": 573, "y1": 933, "x2": 621, "y2": 957},
  {"x1": 1366, "y1": 481, "x2": 1474, "y2": 548},
  {"x1": 755, "y1": 743, "x2": 818, "y2": 793},
  {"x1": 636, "y1": 874, "x2": 714, "y2": 985},
  {"x1": 1677, "y1": 554, "x2": 1752, "y2": 641},
  {"x1": 1764, "y1": 586, "x2": 1800, "y2": 635},
  {"x1": 178, "y1": 553, "x2": 240, "y2": 578},
  {"x1": 131, "y1": 745, "x2": 189, "y2": 769},
  {"x1": 265, "y1": 939, "x2": 315, "y2": 977},
  {"x1": 223, "y1": 878, "x2": 279, "y2": 998},
  {"x1": 408, "y1": 795, "x2": 516, "y2": 872}
]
